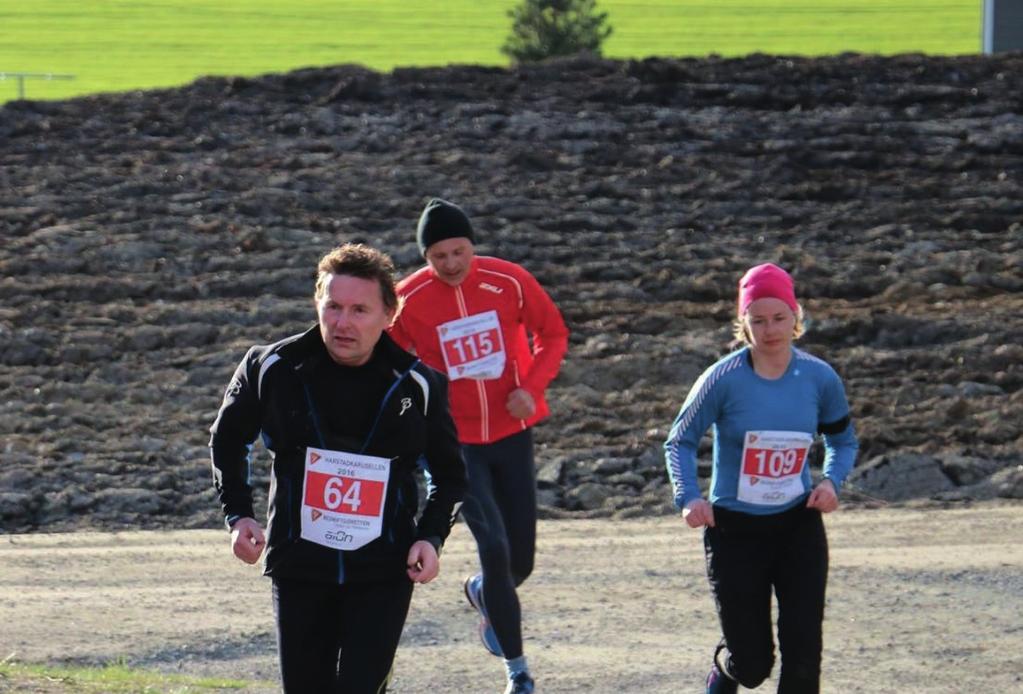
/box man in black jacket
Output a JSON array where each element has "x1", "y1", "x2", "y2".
[{"x1": 209, "y1": 243, "x2": 466, "y2": 693}]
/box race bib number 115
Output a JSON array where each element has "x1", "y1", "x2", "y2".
[{"x1": 437, "y1": 310, "x2": 506, "y2": 380}]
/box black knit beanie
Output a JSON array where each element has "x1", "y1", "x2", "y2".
[{"x1": 416, "y1": 198, "x2": 475, "y2": 255}]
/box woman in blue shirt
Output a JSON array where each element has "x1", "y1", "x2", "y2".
[{"x1": 664, "y1": 263, "x2": 858, "y2": 694}]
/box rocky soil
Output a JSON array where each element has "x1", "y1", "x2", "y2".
[{"x1": 1, "y1": 53, "x2": 1021, "y2": 532}]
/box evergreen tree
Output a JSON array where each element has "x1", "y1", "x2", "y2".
[{"x1": 501, "y1": 0, "x2": 613, "y2": 63}]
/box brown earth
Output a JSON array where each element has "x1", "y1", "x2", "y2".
[
  {"x1": 1, "y1": 53, "x2": 1022, "y2": 533},
  {"x1": 1, "y1": 504, "x2": 1022, "y2": 693}
]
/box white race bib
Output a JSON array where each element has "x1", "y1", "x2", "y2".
[
  {"x1": 737, "y1": 431, "x2": 812, "y2": 506},
  {"x1": 300, "y1": 447, "x2": 391, "y2": 551},
  {"x1": 436, "y1": 310, "x2": 506, "y2": 380}
]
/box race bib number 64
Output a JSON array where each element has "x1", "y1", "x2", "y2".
[
  {"x1": 737, "y1": 431, "x2": 812, "y2": 506},
  {"x1": 301, "y1": 447, "x2": 391, "y2": 551}
]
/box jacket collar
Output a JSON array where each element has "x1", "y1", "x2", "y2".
[{"x1": 280, "y1": 325, "x2": 417, "y2": 374}]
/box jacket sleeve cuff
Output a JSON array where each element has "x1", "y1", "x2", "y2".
[
  {"x1": 675, "y1": 489, "x2": 702, "y2": 510},
  {"x1": 417, "y1": 534, "x2": 443, "y2": 555},
  {"x1": 224, "y1": 506, "x2": 256, "y2": 529}
]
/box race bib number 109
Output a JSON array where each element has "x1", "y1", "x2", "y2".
[{"x1": 737, "y1": 431, "x2": 812, "y2": 506}]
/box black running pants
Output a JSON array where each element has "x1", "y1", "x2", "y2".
[
  {"x1": 272, "y1": 576, "x2": 414, "y2": 694},
  {"x1": 459, "y1": 428, "x2": 537, "y2": 660},
  {"x1": 704, "y1": 503, "x2": 829, "y2": 693}
]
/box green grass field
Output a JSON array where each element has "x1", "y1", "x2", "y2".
[
  {"x1": 0, "y1": 1, "x2": 984, "y2": 103},
  {"x1": 0, "y1": 660, "x2": 256, "y2": 693}
]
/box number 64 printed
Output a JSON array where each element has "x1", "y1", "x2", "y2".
[{"x1": 304, "y1": 471, "x2": 385, "y2": 517}]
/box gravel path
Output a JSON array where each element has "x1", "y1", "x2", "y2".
[{"x1": 2, "y1": 503, "x2": 1021, "y2": 693}]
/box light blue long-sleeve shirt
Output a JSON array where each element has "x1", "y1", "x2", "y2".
[{"x1": 664, "y1": 346, "x2": 858, "y2": 515}]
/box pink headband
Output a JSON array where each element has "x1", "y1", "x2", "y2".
[{"x1": 738, "y1": 263, "x2": 798, "y2": 315}]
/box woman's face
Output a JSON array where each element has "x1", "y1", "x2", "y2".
[{"x1": 743, "y1": 297, "x2": 796, "y2": 356}]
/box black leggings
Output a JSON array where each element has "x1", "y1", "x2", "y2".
[
  {"x1": 460, "y1": 428, "x2": 537, "y2": 660},
  {"x1": 272, "y1": 576, "x2": 414, "y2": 694},
  {"x1": 704, "y1": 504, "x2": 828, "y2": 693}
]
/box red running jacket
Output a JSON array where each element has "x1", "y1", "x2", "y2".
[{"x1": 391, "y1": 256, "x2": 568, "y2": 445}]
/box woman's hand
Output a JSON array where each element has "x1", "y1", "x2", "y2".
[
  {"x1": 682, "y1": 499, "x2": 716, "y2": 528},
  {"x1": 806, "y1": 479, "x2": 839, "y2": 513}
]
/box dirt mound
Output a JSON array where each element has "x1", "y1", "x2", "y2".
[{"x1": 1, "y1": 53, "x2": 1020, "y2": 532}]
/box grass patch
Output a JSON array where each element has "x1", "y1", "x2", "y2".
[
  {"x1": 0, "y1": 0, "x2": 983, "y2": 102},
  {"x1": 0, "y1": 660, "x2": 253, "y2": 693}
]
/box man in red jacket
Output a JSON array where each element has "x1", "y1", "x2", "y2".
[{"x1": 391, "y1": 198, "x2": 568, "y2": 694}]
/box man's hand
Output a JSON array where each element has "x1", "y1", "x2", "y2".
[
  {"x1": 230, "y1": 517, "x2": 266, "y2": 564},
  {"x1": 682, "y1": 499, "x2": 715, "y2": 529},
  {"x1": 406, "y1": 540, "x2": 440, "y2": 584},
  {"x1": 806, "y1": 479, "x2": 839, "y2": 513},
  {"x1": 506, "y1": 388, "x2": 536, "y2": 420}
]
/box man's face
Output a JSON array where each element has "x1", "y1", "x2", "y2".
[
  {"x1": 316, "y1": 274, "x2": 394, "y2": 366},
  {"x1": 424, "y1": 237, "x2": 475, "y2": 287}
]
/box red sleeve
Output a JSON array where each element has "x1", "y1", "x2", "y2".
[
  {"x1": 517, "y1": 268, "x2": 568, "y2": 398},
  {"x1": 389, "y1": 310, "x2": 415, "y2": 353},
  {"x1": 389, "y1": 275, "x2": 420, "y2": 353}
]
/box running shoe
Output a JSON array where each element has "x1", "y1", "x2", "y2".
[
  {"x1": 463, "y1": 573, "x2": 503, "y2": 657},
  {"x1": 705, "y1": 663, "x2": 738, "y2": 694},
  {"x1": 504, "y1": 671, "x2": 535, "y2": 694}
]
